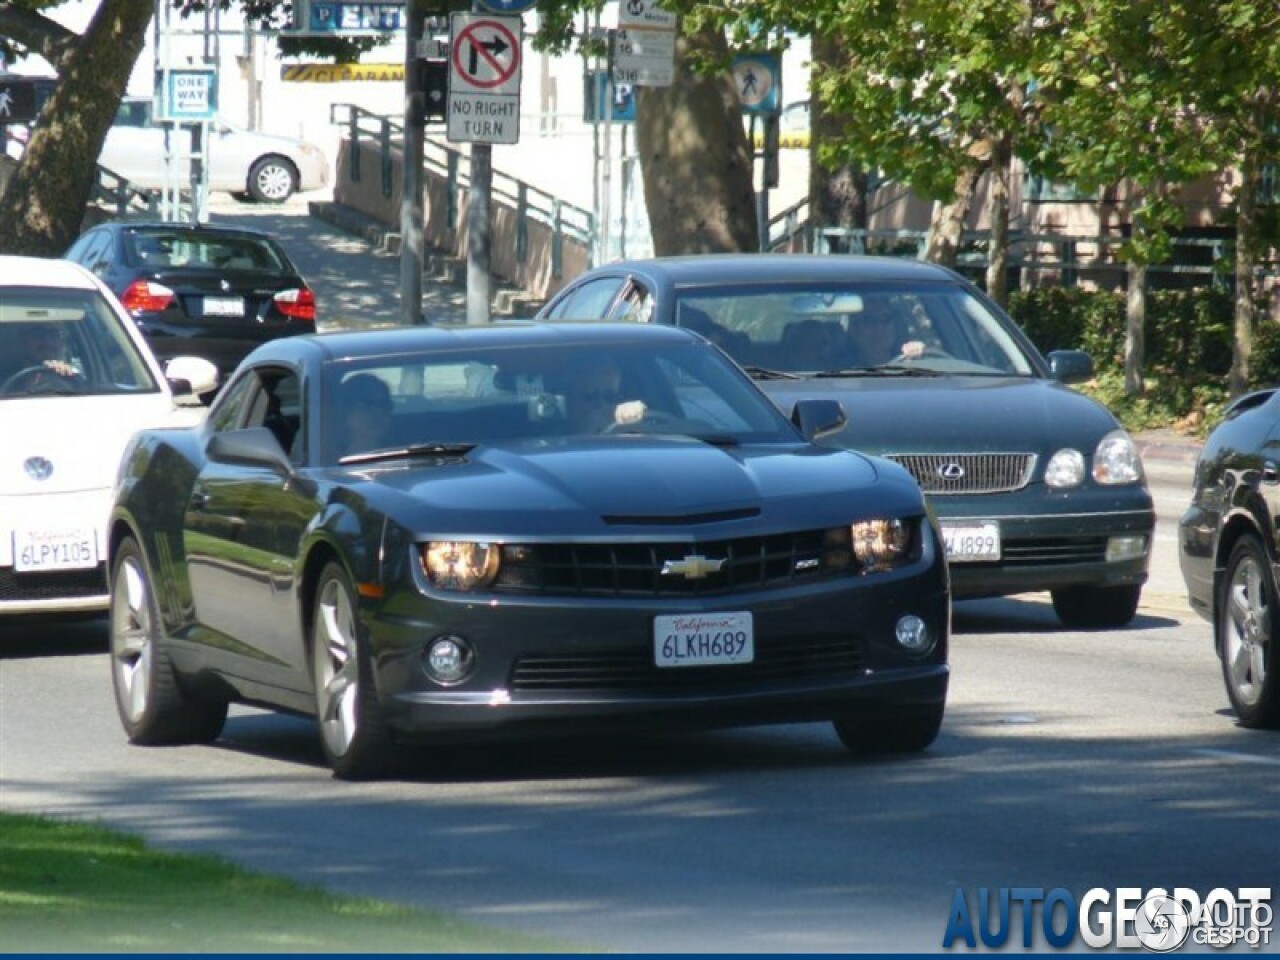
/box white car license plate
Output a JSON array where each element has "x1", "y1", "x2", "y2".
[
  {"x1": 12, "y1": 528, "x2": 98, "y2": 572},
  {"x1": 203, "y1": 296, "x2": 245, "y2": 317},
  {"x1": 941, "y1": 521, "x2": 1001, "y2": 562},
  {"x1": 654, "y1": 611, "x2": 754, "y2": 668}
]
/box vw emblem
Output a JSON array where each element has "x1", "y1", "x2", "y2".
[
  {"x1": 937, "y1": 461, "x2": 966, "y2": 481},
  {"x1": 660, "y1": 555, "x2": 726, "y2": 580},
  {"x1": 24, "y1": 456, "x2": 53, "y2": 481}
]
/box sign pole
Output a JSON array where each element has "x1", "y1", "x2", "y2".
[
  {"x1": 467, "y1": 140, "x2": 493, "y2": 324},
  {"x1": 401, "y1": 0, "x2": 427, "y2": 325}
]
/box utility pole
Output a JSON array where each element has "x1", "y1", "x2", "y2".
[{"x1": 400, "y1": 0, "x2": 427, "y2": 325}]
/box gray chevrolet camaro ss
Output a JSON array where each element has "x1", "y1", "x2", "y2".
[
  {"x1": 539, "y1": 255, "x2": 1155, "y2": 629},
  {"x1": 108, "y1": 322, "x2": 949, "y2": 779}
]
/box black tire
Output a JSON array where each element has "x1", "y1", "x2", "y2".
[
  {"x1": 246, "y1": 156, "x2": 298, "y2": 203},
  {"x1": 109, "y1": 537, "x2": 227, "y2": 745},
  {"x1": 1051, "y1": 584, "x2": 1142, "y2": 629},
  {"x1": 834, "y1": 704, "x2": 944, "y2": 754},
  {"x1": 310, "y1": 561, "x2": 400, "y2": 780},
  {"x1": 1218, "y1": 535, "x2": 1280, "y2": 728}
]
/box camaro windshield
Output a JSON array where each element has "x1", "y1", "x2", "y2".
[
  {"x1": 324, "y1": 339, "x2": 800, "y2": 463},
  {"x1": 673, "y1": 282, "x2": 1037, "y2": 377}
]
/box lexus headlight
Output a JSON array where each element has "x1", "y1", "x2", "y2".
[
  {"x1": 421, "y1": 541, "x2": 501, "y2": 591},
  {"x1": 1045, "y1": 448, "x2": 1086, "y2": 489},
  {"x1": 850, "y1": 518, "x2": 911, "y2": 570},
  {"x1": 1092, "y1": 429, "x2": 1143, "y2": 485}
]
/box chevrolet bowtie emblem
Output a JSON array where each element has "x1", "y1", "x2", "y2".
[{"x1": 660, "y1": 555, "x2": 726, "y2": 579}]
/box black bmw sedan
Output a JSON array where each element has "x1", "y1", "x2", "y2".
[
  {"x1": 64, "y1": 221, "x2": 316, "y2": 384},
  {"x1": 108, "y1": 323, "x2": 950, "y2": 779},
  {"x1": 1180, "y1": 390, "x2": 1280, "y2": 728},
  {"x1": 539, "y1": 255, "x2": 1155, "y2": 629}
]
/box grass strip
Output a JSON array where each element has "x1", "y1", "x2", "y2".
[{"x1": 0, "y1": 811, "x2": 583, "y2": 953}]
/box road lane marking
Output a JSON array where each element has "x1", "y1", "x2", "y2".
[{"x1": 1191, "y1": 748, "x2": 1280, "y2": 767}]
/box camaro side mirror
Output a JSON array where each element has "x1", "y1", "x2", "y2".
[
  {"x1": 791, "y1": 398, "x2": 847, "y2": 440},
  {"x1": 207, "y1": 427, "x2": 293, "y2": 474},
  {"x1": 1047, "y1": 349, "x2": 1094, "y2": 384},
  {"x1": 165, "y1": 356, "x2": 219, "y2": 404}
]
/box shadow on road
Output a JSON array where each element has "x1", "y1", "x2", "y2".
[{"x1": 0, "y1": 615, "x2": 107, "y2": 658}]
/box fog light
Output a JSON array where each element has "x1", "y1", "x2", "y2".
[
  {"x1": 424, "y1": 635, "x2": 474, "y2": 685},
  {"x1": 895, "y1": 615, "x2": 933, "y2": 654},
  {"x1": 1105, "y1": 534, "x2": 1148, "y2": 562}
]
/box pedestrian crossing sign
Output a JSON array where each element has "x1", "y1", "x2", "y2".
[{"x1": 731, "y1": 52, "x2": 781, "y2": 116}]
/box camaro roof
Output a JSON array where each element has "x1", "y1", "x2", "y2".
[
  {"x1": 265, "y1": 320, "x2": 699, "y2": 364},
  {"x1": 601, "y1": 254, "x2": 960, "y2": 286}
]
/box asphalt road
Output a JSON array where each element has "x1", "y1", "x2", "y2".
[{"x1": 3, "y1": 464, "x2": 1278, "y2": 953}]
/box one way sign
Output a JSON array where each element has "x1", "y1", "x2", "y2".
[{"x1": 447, "y1": 12, "x2": 522, "y2": 144}]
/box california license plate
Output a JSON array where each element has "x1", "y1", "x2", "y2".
[
  {"x1": 941, "y1": 521, "x2": 1001, "y2": 562},
  {"x1": 13, "y1": 528, "x2": 98, "y2": 572},
  {"x1": 203, "y1": 296, "x2": 245, "y2": 317},
  {"x1": 654, "y1": 611, "x2": 754, "y2": 668}
]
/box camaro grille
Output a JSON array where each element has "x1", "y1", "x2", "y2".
[
  {"x1": 493, "y1": 529, "x2": 855, "y2": 598},
  {"x1": 510, "y1": 634, "x2": 865, "y2": 692},
  {"x1": 0, "y1": 564, "x2": 108, "y2": 602},
  {"x1": 887, "y1": 453, "x2": 1036, "y2": 495}
]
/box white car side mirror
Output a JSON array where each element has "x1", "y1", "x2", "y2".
[{"x1": 164, "y1": 356, "x2": 219, "y2": 404}]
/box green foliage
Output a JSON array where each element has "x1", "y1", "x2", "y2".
[{"x1": 1009, "y1": 284, "x2": 1250, "y2": 435}]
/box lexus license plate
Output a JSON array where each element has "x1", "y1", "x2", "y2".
[
  {"x1": 13, "y1": 528, "x2": 98, "y2": 572},
  {"x1": 203, "y1": 296, "x2": 245, "y2": 317},
  {"x1": 654, "y1": 611, "x2": 754, "y2": 668},
  {"x1": 940, "y1": 521, "x2": 1001, "y2": 562}
]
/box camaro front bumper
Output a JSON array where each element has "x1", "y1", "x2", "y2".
[{"x1": 366, "y1": 562, "x2": 950, "y2": 739}]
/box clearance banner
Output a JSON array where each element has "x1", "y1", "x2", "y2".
[{"x1": 281, "y1": 63, "x2": 404, "y2": 82}]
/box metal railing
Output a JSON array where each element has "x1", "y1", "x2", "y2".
[
  {"x1": 90, "y1": 166, "x2": 162, "y2": 219},
  {"x1": 810, "y1": 226, "x2": 1264, "y2": 288},
  {"x1": 330, "y1": 103, "x2": 595, "y2": 275}
]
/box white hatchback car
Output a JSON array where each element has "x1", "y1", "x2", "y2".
[
  {"x1": 0, "y1": 256, "x2": 217, "y2": 616},
  {"x1": 98, "y1": 97, "x2": 330, "y2": 203}
]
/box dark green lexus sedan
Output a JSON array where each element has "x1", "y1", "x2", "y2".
[
  {"x1": 538, "y1": 255, "x2": 1155, "y2": 628},
  {"x1": 108, "y1": 323, "x2": 949, "y2": 779}
]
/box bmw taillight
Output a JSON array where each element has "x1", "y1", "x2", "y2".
[
  {"x1": 274, "y1": 286, "x2": 316, "y2": 322},
  {"x1": 121, "y1": 280, "x2": 176, "y2": 313}
]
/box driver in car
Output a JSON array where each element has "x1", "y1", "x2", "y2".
[{"x1": 2, "y1": 323, "x2": 80, "y2": 389}]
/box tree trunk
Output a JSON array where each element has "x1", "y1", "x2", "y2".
[
  {"x1": 1125, "y1": 259, "x2": 1146, "y2": 397},
  {"x1": 807, "y1": 34, "x2": 867, "y2": 254},
  {"x1": 0, "y1": 0, "x2": 154, "y2": 256},
  {"x1": 1230, "y1": 144, "x2": 1259, "y2": 399},
  {"x1": 636, "y1": 26, "x2": 758, "y2": 256},
  {"x1": 985, "y1": 134, "x2": 1011, "y2": 306},
  {"x1": 924, "y1": 164, "x2": 983, "y2": 266}
]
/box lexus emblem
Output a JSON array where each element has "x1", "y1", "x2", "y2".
[
  {"x1": 661, "y1": 555, "x2": 726, "y2": 579},
  {"x1": 937, "y1": 462, "x2": 966, "y2": 480},
  {"x1": 24, "y1": 456, "x2": 53, "y2": 481}
]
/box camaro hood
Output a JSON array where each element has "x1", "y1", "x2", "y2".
[
  {"x1": 0, "y1": 394, "x2": 194, "y2": 495},
  {"x1": 346, "y1": 437, "x2": 922, "y2": 536},
  {"x1": 757, "y1": 376, "x2": 1125, "y2": 456}
]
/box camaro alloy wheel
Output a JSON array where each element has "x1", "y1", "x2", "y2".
[
  {"x1": 1219, "y1": 536, "x2": 1280, "y2": 728},
  {"x1": 311, "y1": 562, "x2": 398, "y2": 779},
  {"x1": 109, "y1": 537, "x2": 227, "y2": 744}
]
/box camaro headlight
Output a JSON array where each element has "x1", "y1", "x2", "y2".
[
  {"x1": 421, "y1": 541, "x2": 501, "y2": 591},
  {"x1": 1045, "y1": 448, "x2": 1086, "y2": 489},
  {"x1": 1092, "y1": 429, "x2": 1143, "y2": 485},
  {"x1": 850, "y1": 518, "x2": 911, "y2": 570}
]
